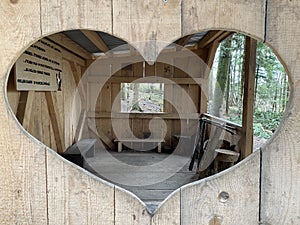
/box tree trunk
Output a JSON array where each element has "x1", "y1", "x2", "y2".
[{"x1": 211, "y1": 38, "x2": 232, "y2": 116}]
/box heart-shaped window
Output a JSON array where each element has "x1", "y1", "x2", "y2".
[{"x1": 6, "y1": 29, "x2": 289, "y2": 211}]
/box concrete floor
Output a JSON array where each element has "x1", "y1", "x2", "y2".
[{"x1": 84, "y1": 149, "x2": 198, "y2": 213}]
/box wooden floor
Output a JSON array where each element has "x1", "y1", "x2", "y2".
[{"x1": 84, "y1": 149, "x2": 198, "y2": 213}]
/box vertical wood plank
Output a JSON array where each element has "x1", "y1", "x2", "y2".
[
  {"x1": 181, "y1": 151, "x2": 260, "y2": 225},
  {"x1": 182, "y1": 0, "x2": 265, "y2": 40},
  {"x1": 240, "y1": 37, "x2": 256, "y2": 159},
  {"x1": 47, "y1": 150, "x2": 115, "y2": 225},
  {"x1": 151, "y1": 190, "x2": 180, "y2": 225},
  {"x1": 22, "y1": 91, "x2": 35, "y2": 130},
  {"x1": 0, "y1": 3, "x2": 46, "y2": 223},
  {"x1": 41, "y1": 93, "x2": 51, "y2": 147},
  {"x1": 100, "y1": 83, "x2": 111, "y2": 112},
  {"x1": 189, "y1": 84, "x2": 200, "y2": 113},
  {"x1": 111, "y1": 83, "x2": 121, "y2": 112},
  {"x1": 261, "y1": 1, "x2": 300, "y2": 224},
  {"x1": 45, "y1": 92, "x2": 64, "y2": 153},
  {"x1": 41, "y1": 0, "x2": 112, "y2": 35},
  {"x1": 113, "y1": 0, "x2": 182, "y2": 58},
  {"x1": 115, "y1": 187, "x2": 151, "y2": 225}
]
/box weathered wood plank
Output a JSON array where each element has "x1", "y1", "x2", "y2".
[
  {"x1": 115, "y1": 186, "x2": 151, "y2": 225},
  {"x1": 47, "y1": 150, "x2": 114, "y2": 225},
  {"x1": 113, "y1": 0, "x2": 182, "y2": 60},
  {"x1": 151, "y1": 190, "x2": 180, "y2": 225},
  {"x1": 261, "y1": 1, "x2": 300, "y2": 224},
  {"x1": 181, "y1": 151, "x2": 260, "y2": 225},
  {"x1": 41, "y1": 0, "x2": 112, "y2": 35},
  {"x1": 0, "y1": 4, "x2": 46, "y2": 224},
  {"x1": 182, "y1": 0, "x2": 265, "y2": 40}
]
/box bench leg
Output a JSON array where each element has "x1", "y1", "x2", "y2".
[
  {"x1": 118, "y1": 142, "x2": 122, "y2": 152},
  {"x1": 158, "y1": 143, "x2": 161, "y2": 153}
]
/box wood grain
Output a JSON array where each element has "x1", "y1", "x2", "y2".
[
  {"x1": 182, "y1": 0, "x2": 266, "y2": 40},
  {"x1": 113, "y1": 0, "x2": 182, "y2": 61},
  {"x1": 115, "y1": 186, "x2": 151, "y2": 225},
  {"x1": 47, "y1": 150, "x2": 115, "y2": 225},
  {"x1": 1, "y1": 1, "x2": 300, "y2": 225},
  {"x1": 151, "y1": 190, "x2": 180, "y2": 225},
  {"x1": 41, "y1": 0, "x2": 112, "y2": 35},
  {"x1": 181, "y1": 151, "x2": 260, "y2": 225},
  {"x1": 261, "y1": 1, "x2": 300, "y2": 224},
  {"x1": 0, "y1": 3, "x2": 46, "y2": 223}
]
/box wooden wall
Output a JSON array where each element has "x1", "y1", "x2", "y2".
[
  {"x1": 88, "y1": 55, "x2": 202, "y2": 149},
  {"x1": 0, "y1": 0, "x2": 298, "y2": 224},
  {"x1": 7, "y1": 44, "x2": 86, "y2": 153}
]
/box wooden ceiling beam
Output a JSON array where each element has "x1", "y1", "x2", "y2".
[
  {"x1": 177, "y1": 34, "x2": 194, "y2": 47},
  {"x1": 81, "y1": 30, "x2": 110, "y2": 53},
  {"x1": 48, "y1": 33, "x2": 92, "y2": 60},
  {"x1": 214, "y1": 31, "x2": 233, "y2": 43},
  {"x1": 197, "y1": 30, "x2": 224, "y2": 48}
]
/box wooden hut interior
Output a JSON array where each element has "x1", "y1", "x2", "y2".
[{"x1": 6, "y1": 29, "x2": 285, "y2": 210}]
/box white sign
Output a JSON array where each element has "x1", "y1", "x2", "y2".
[{"x1": 15, "y1": 39, "x2": 62, "y2": 91}]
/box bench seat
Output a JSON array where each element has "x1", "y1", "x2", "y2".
[{"x1": 114, "y1": 138, "x2": 165, "y2": 153}]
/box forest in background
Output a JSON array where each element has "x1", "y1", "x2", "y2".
[{"x1": 209, "y1": 33, "x2": 289, "y2": 140}]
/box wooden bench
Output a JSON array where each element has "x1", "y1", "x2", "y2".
[
  {"x1": 62, "y1": 139, "x2": 96, "y2": 167},
  {"x1": 114, "y1": 138, "x2": 165, "y2": 153}
]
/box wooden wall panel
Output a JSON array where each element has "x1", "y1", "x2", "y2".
[
  {"x1": 47, "y1": 151, "x2": 115, "y2": 225},
  {"x1": 115, "y1": 187, "x2": 151, "y2": 225},
  {"x1": 151, "y1": 190, "x2": 180, "y2": 225},
  {"x1": 41, "y1": 0, "x2": 112, "y2": 35},
  {"x1": 181, "y1": 151, "x2": 260, "y2": 225},
  {"x1": 1, "y1": 1, "x2": 300, "y2": 225},
  {"x1": 261, "y1": 1, "x2": 300, "y2": 224},
  {"x1": 113, "y1": 0, "x2": 182, "y2": 59},
  {"x1": 0, "y1": 1, "x2": 47, "y2": 223},
  {"x1": 182, "y1": 0, "x2": 266, "y2": 40},
  {"x1": 62, "y1": 59, "x2": 77, "y2": 148}
]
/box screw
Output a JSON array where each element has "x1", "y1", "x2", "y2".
[{"x1": 218, "y1": 191, "x2": 229, "y2": 203}]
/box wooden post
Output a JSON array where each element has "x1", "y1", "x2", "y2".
[
  {"x1": 241, "y1": 37, "x2": 257, "y2": 159},
  {"x1": 45, "y1": 92, "x2": 64, "y2": 154}
]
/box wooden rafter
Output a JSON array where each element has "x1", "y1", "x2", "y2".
[
  {"x1": 81, "y1": 30, "x2": 110, "y2": 53},
  {"x1": 177, "y1": 34, "x2": 194, "y2": 47},
  {"x1": 214, "y1": 31, "x2": 233, "y2": 43},
  {"x1": 197, "y1": 30, "x2": 224, "y2": 48},
  {"x1": 197, "y1": 30, "x2": 234, "y2": 49},
  {"x1": 48, "y1": 33, "x2": 92, "y2": 59}
]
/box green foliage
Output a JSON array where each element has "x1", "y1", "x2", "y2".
[
  {"x1": 209, "y1": 33, "x2": 289, "y2": 139},
  {"x1": 121, "y1": 83, "x2": 164, "y2": 113}
]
